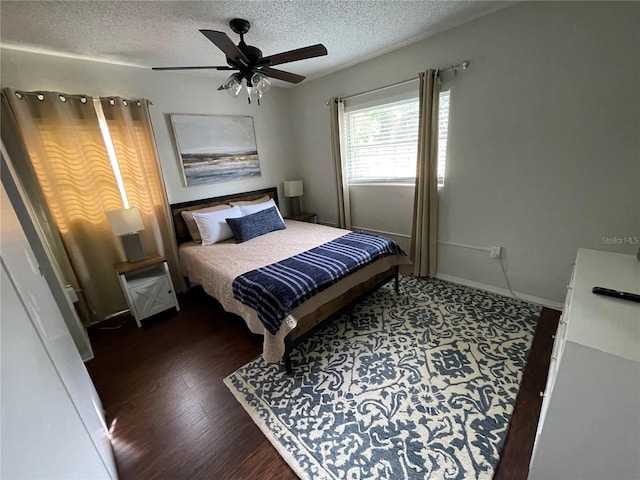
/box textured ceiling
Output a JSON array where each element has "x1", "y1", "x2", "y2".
[{"x1": 0, "y1": 1, "x2": 514, "y2": 85}]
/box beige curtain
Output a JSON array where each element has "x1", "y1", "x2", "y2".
[
  {"x1": 329, "y1": 97, "x2": 351, "y2": 229},
  {"x1": 4, "y1": 89, "x2": 128, "y2": 322},
  {"x1": 99, "y1": 97, "x2": 184, "y2": 292},
  {"x1": 410, "y1": 70, "x2": 440, "y2": 277},
  {"x1": 1, "y1": 92, "x2": 95, "y2": 324}
]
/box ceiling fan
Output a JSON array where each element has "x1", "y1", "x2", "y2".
[{"x1": 152, "y1": 18, "x2": 328, "y2": 104}]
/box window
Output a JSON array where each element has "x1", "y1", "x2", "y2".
[
  {"x1": 344, "y1": 97, "x2": 419, "y2": 184},
  {"x1": 343, "y1": 90, "x2": 450, "y2": 187}
]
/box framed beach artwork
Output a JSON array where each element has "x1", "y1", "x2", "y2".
[{"x1": 170, "y1": 114, "x2": 261, "y2": 187}]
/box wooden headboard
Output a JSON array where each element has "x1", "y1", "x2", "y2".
[{"x1": 170, "y1": 187, "x2": 279, "y2": 245}]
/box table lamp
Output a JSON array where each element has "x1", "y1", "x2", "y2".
[
  {"x1": 106, "y1": 207, "x2": 145, "y2": 263},
  {"x1": 284, "y1": 180, "x2": 303, "y2": 216}
]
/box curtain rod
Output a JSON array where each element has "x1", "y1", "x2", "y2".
[
  {"x1": 328, "y1": 60, "x2": 470, "y2": 104},
  {"x1": 339, "y1": 77, "x2": 418, "y2": 102}
]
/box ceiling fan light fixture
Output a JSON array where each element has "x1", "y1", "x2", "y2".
[
  {"x1": 222, "y1": 73, "x2": 243, "y2": 98},
  {"x1": 251, "y1": 72, "x2": 271, "y2": 94},
  {"x1": 154, "y1": 19, "x2": 327, "y2": 105},
  {"x1": 248, "y1": 73, "x2": 271, "y2": 105}
]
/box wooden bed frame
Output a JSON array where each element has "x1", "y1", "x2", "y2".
[{"x1": 170, "y1": 187, "x2": 398, "y2": 373}]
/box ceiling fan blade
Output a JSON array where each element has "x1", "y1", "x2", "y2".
[
  {"x1": 258, "y1": 44, "x2": 327, "y2": 67},
  {"x1": 152, "y1": 66, "x2": 235, "y2": 71},
  {"x1": 261, "y1": 67, "x2": 306, "y2": 84},
  {"x1": 200, "y1": 29, "x2": 249, "y2": 67}
]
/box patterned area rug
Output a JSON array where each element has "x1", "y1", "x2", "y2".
[{"x1": 224, "y1": 276, "x2": 540, "y2": 479}]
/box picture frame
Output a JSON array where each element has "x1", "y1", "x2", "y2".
[{"x1": 170, "y1": 114, "x2": 261, "y2": 187}]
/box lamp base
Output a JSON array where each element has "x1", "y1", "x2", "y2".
[
  {"x1": 122, "y1": 233, "x2": 145, "y2": 263},
  {"x1": 288, "y1": 197, "x2": 301, "y2": 216}
]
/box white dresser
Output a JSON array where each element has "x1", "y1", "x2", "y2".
[{"x1": 530, "y1": 248, "x2": 640, "y2": 479}]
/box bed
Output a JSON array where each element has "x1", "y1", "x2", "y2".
[{"x1": 170, "y1": 187, "x2": 411, "y2": 371}]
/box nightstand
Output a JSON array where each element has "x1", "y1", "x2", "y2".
[
  {"x1": 285, "y1": 212, "x2": 317, "y2": 223},
  {"x1": 114, "y1": 255, "x2": 180, "y2": 327}
]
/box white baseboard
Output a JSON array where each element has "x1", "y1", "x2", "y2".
[
  {"x1": 434, "y1": 273, "x2": 563, "y2": 310},
  {"x1": 82, "y1": 352, "x2": 95, "y2": 362}
]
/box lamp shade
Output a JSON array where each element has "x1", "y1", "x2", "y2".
[
  {"x1": 284, "y1": 180, "x2": 304, "y2": 198},
  {"x1": 222, "y1": 73, "x2": 243, "y2": 98},
  {"x1": 106, "y1": 207, "x2": 144, "y2": 236}
]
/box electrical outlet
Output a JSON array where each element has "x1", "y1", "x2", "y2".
[
  {"x1": 490, "y1": 246, "x2": 502, "y2": 259},
  {"x1": 64, "y1": 284, "x2": 79, "y2": 303}
]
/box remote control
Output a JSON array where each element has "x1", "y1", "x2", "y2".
[{"x1": 592, "y1": 286, "x2": 640, "y2": 303}]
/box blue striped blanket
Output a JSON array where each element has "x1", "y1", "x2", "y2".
[{"x1": 232, "y1": 231, "x2": 406, "y2": 335}]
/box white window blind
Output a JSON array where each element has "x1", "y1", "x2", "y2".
[
  {"x1": 343, "y1": 90, "x2": 450, "y2": 186},
  {"x1": 344, "y1": 98, "x2": 418, "y2": 184}
]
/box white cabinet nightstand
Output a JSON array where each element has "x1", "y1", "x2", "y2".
[
  {"x1": 285, "y1": 212, "x2": 317, "y2": 223},
  {"x1": 114, "y1": 255, "x2": 180, "y2": 327}
]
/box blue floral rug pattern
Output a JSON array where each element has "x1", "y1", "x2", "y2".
[{"x1": 224, "y1": 276, "x2": 540, "y2": 479}]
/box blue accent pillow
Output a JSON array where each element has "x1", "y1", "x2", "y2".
[{"x1": 226, "y1": 206, "x2": 286, "y2": 243}]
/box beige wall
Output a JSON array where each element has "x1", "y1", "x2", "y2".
[{"x1": 288, "y1": 1, "x2": 640, "y2": 303}]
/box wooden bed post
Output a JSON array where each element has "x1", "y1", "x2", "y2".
[
  {"x1": 394, "y1": 266, "x2": 400, "y2": 293},
  {"x1": 283, "y1": 337, "x2": 293, "y2": 374},
  {"x1": 343, "y1": 308, "x2": 352, "y2": 337}
]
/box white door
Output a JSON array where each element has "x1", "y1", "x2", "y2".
[{"x1": 0, "y1": 182, "x2": 118, "y2": 479}]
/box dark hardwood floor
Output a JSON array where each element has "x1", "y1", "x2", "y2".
[
  {"x1": 86, "y1": 287, "x2": 560, "y2": 480},
  {"x1": 494, "y1": 307, "x2": 559, "y2": 480}
]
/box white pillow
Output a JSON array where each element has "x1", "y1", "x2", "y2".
[
  {"x1": 181, "y1": 204, "x2": 231, "y2": 242},
  {"x1": 239, "y1": 198, "x2": 284, "y2": 222},
  {"x1": 192, "y1": 206, "x2": 243, "y2": 246}
]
